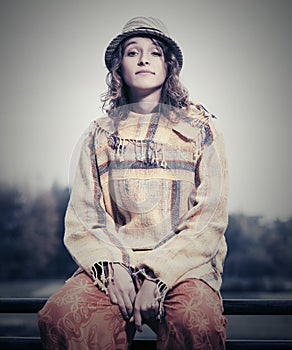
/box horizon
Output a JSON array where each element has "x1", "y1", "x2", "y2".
[{"x1": 0, "y1": 0, "x2": 291, "y2": 222}]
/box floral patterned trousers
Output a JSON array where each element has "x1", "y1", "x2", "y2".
[{"x1": 38, "y1": 272, "x2": 227, "y2": 350}]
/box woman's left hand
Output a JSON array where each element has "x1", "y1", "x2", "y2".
[{"x1": 132, "y1": 279, "x2": 159, "y2": 332}]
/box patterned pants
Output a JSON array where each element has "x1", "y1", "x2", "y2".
[{"x1": 38, "y1": 272, "x2": 227, "y2": 350}]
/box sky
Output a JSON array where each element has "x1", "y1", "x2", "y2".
[{"x1": 0, "y1": 0, "x2": 291, "y2": 221}]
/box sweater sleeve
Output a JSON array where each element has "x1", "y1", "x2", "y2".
[
  {"x1": 64, "y1": 122, "x2": 132, "y2": 278},
  {"x1": 136, "y1": 120, "x2": 229, "y2": 289}
]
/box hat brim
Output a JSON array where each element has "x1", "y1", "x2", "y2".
[{"x1": 104, "y1": 28, "x2": 183, "y2": 71}]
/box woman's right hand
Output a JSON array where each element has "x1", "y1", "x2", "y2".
[{"x1": 107, "y1": 263, "x2": 136, "y2": 320}]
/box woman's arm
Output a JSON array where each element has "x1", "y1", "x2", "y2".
[{"x1": 64, "y1": 122, "x2": 132, "y2": 286}]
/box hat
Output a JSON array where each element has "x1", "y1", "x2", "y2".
[{"x1": 104, "y1": 16, "x2": 183, "y2": 71}]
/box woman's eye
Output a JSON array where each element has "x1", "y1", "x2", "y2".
[
  {"x1": 152, "y1": 51, "x2": 162, "y2": 57},
  {"x1": 127, "y1": 51, "x2": 138, "y2": 57}
]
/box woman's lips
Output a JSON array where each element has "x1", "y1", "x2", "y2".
[{"x1": 135, "y1": 70, "x2": 155, "y2": 75}]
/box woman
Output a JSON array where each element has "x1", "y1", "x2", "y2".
[{"x1": 38, "y1": 16, "x2": 228, "y2": 350}]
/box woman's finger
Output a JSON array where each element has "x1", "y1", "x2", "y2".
[
  {"x1": 107, "y1": 287, "x2": 136, "y2": 321},
  {"x1": 129, "y1": 284, "x2": 136, "y2": 304},
  {"x1": 122, "y1": 293, "x2": 134, "y2": 318},
  {"x1": 108, "y1": 285, "x2": 129, "y2": 319},
  {"x1": 134, "y1": 305, "x2": 143, "y2": 332},
  {"x1": 115, "y1": 294, "x2": 130, "y2": 320},
  {"x1": 108, "y1": 286, "x2": 118, "y2": 305}
]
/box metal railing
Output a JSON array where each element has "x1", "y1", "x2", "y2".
[{"x1": 1, "y1": 298, "x2": 292, "y2": 349}]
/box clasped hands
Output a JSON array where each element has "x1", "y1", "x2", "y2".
[{"x1": 107, "y1": 263, "x2": 159, "y2": 332}]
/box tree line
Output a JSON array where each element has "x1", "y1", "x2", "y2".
[{"x1": 0, "y1": 182, "x2": 291, "y2": 291}]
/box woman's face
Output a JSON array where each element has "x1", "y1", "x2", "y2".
[{"x1": 121, "y1": 36, "x2": 167, "y2": 101}]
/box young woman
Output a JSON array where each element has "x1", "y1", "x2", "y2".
[{"x1": 38, "y1": 16, "x2": 229, "y2": 350}]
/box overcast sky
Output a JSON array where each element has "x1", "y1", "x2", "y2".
[{"x1": 0, "y1": 0, "x2": 291, "y2": 221}]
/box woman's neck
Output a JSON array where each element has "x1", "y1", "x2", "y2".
[
  {"x1": 128, "y1": 88, "x2": 162, "y2": 114},
  {"x1": 130, "y1": 101, "x2": 159, "y2": 114}
]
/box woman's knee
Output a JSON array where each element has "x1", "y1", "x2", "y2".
[
  {"x1": 158, "y1": 279, "x2": 227, "y2": 349},
  {"x1": 158, "y1": 307, "x2": 226, "y2": 349},
  {"x1": 38, "y1": 295, "x2": 70, "y2": 330},
  {"x1": 38, "y1": 274, "x2": 132, "y2": 349},
  {"x1": 37, "y1": 274, "x2": 99, "y2": 342}
]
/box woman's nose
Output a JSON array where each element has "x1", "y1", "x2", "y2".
[{"x1": 137, "y1": 54, "x2": 150, "y2": 66}]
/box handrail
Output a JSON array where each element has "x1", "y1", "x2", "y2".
[
  {"x1": 0, "y1": 297, "x2": 292, "y2": 315},
  {"x1": 0, "y1": 298, "x2": 292, "y2": 350}
]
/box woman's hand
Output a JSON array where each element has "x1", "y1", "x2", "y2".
[
  {"x1": 132, "y1": 279, "x2": 159, "y2": 332},
  {"x1": 107, "y1": 264, "x2": 136, "y2": 320}
]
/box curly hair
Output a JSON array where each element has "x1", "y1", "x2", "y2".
[{"x1": 101, "y1": 36, "x2": 192, "y2": 117}]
